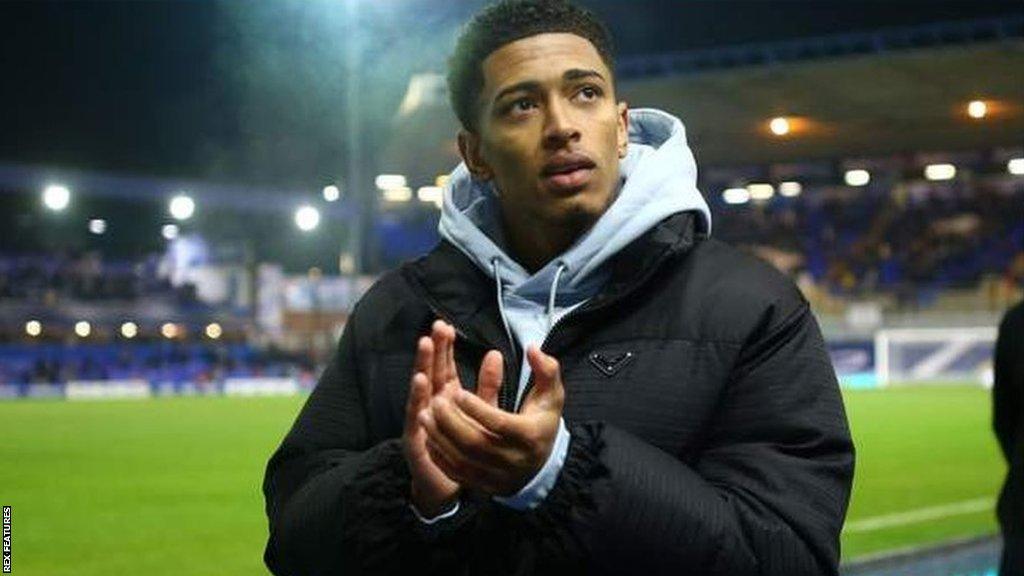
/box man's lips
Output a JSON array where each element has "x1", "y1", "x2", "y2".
[
  {"x1": 541, "y1": 154, "x2": 596, "y2": 192},
  {"x1": 543, "y1": 167, "x2": 593, "y2": 191},
  {"x1": 541, "y1": 154, "x2": 596, "y2": 177}
]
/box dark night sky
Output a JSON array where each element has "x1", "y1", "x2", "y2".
[{"x1": 2, "y1": 0, "x2": 1020, "y2": 186}]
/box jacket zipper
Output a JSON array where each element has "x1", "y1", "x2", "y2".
[
  {"x1": 419, "y1": 301, "x2": 521, "y2": 399},
  {"x1": 512, "y1": 245, "x2": 677, "y2": 412}
]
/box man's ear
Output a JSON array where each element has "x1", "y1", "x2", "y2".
[
  {"x1": 617, "y1": 101, "x2": 629, "y2": 159},
  {"x1": 457, "y1": 130, "x2": 493, "y2": 181}
]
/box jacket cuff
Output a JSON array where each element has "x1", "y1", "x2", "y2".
[
  {"x1": 519, "y1": 421, "x2": 609, "y2": 561},
  {"x1": 494, "y1": 417, "x2": 570, "y2": 510},
  {"x1": 338, "y1": 439, "x2": 474, "y2": 570}
]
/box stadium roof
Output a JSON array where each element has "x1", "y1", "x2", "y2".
[
  {"x1": 382, "y1": 31, "x2": 1024, "y2": 183},
  {"x1": 625, "y1": 40, "x2": 1024, "y2": 166},
  {"x1": 1, "y1": 1, "x2": 1021, "y2": 187}
]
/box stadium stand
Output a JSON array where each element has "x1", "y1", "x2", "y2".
[{"x1": 710, "y1": 164, "x2": 1024, "y2": 303}]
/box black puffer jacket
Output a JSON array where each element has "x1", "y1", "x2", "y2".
[{"x1": 263, "y1": 212, "x2": 855, "y2": 575}]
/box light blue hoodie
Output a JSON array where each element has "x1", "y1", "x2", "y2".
[{"x1": 416, "y1": 108, "x2": 711, "y2": 521}]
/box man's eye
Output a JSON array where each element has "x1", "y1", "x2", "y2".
[
  {"x1": 577, "y1": 86, "x2": 601, "y2": 101},
  {"x1": 510, "y1": 98, "x2": 536, "y2": 113}
]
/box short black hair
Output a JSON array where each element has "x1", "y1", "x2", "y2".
[{"x1": 447, "y1": 0, "x2": 615, "y2": 132}]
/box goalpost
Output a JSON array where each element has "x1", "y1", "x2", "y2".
[{"x1": 873, "y1": 326, "x2": 997, "y2": 388}]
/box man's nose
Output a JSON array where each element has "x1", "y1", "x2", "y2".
[{"x1": 542, "y1": 100, "x2": 581, "y2": 149}]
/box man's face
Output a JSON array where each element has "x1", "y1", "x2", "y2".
[{"x1": 460, "y1": 33, "x2": 628, "y2": 232}]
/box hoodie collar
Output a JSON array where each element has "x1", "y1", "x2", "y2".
[
  {"x1": 437, "y1": 108, "x2": 711, "y2": 302},
  {"x1": 404, "y1": 211, "x2": 701, "y2": 353}
]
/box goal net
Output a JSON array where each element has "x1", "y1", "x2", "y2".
[{"x1": 873, "y1": 327, "x2": 997, "y2": 387}]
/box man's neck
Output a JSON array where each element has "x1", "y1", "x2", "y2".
[{"x1": 500, "y1": 210, "x2": 590, "y2": 274}]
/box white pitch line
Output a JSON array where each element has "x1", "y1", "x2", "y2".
[{"x1": 844, "y1": 497, "x2": 994, "y2": 533}]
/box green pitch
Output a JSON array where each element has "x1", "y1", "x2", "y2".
[
  {"x1": 840, "y1": 385, "x2": 1003, "y2": 560},
  {"x1": 0, "y1": 396, "x2": 306, "y2": 576},
  {"x1": 0, "y1": 385, "x2": 1004, "y2": 575}
]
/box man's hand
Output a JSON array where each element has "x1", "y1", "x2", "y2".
[
  {"x1": 402, "y1": 321, "x2": 462, "y2": 517},
  {"x1": 419, "y1": 345, "x2": 565, "y2": 497}
]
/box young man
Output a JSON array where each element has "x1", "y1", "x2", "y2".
[{"x1": 263, "y1": 1, "x2": 854, "y2": 574}]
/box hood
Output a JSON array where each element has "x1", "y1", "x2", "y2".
[{"x1": 438, "y1": 107, "x2": 711, "y2": 299}]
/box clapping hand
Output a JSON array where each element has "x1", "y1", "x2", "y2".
[
  {"x1": 402, "y1": 321, "x2": 463, "y2": 516},
  {"x1": 417, "y1": 326, "x2": 565, "y2": 497}
]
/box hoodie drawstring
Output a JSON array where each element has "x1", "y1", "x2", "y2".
[
  {"x1": 491, "y1": 258, "x2": 516, "y2": 360},
  {"x1": 492, "y1": 258, "x2": 569, "y2": 350},
  {"x1": 547, "y1": 262, "x2": 567, "y2": 331}
]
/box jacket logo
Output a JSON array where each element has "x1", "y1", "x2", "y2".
[{"x1": 588, "y1": 351, "x2": 635, "y2": 377}]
